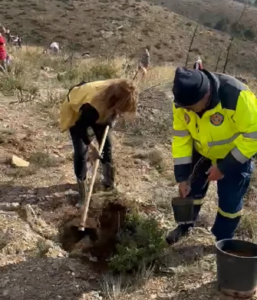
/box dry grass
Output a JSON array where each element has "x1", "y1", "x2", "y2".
[
  {"x1": 237, "y1": 211, "x2": 257, "y2": 242},
  {"x1": 1, "y1": 47, "x2": 175, "y2": 96},
  {"x1": 1, "y1": 0, "x2": 257, "y2": 76},
  {"x1": 100, "y1": 264, "x2": 155, "y2": 300},
  {"x1": 133, "y1": 148, "x2": 166, "y2": 173},
  {"x1": 100, "y1": 273, "x2": 129, "y2": 300},
  {"x1": 136, "y1": 65, "x2": 175, "y2": 93}
]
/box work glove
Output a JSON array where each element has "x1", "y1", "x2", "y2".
[{"x1": 88, "y1": 143, "x2": 103, "y2": 163}]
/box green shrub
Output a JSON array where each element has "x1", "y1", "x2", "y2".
[
  {"x1": 0, "y1": 74, "x2": 21, "y2": 95},
  {"x1": 244, "y1": 28, "x2": 255, "y2": 41},
  {"x1": 58, "y1": 61, "x2": 119, "y2": 88},
  {"x1": 29, "y1": 152, "x2": 61, "y2": 168},
  {"x1": 0, "y1": 128, "x2": 15, "y2": 144},
  {"x1": 214, "y1": 18, "x2": 229, "y2": 31},
  {"x1": 230, "y1": 23, "x2": 256, "y2": 41},
  {"x1": 87, "y1": 63, "x2": 118, "y2": 80},
  {"x1": 109, "y1": 213, "x2": 166, "y2": 273}
]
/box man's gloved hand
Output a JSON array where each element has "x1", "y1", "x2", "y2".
[
  {"x1": 178, "y1": 181, "x2": 191, "y2": 198},
  {"x1": 88, "y1": 143, "x2": 102, "y2": 163}
]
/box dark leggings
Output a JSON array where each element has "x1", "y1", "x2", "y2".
[{"x1": 70, "y1": 124, "x2": 112, "y2": 181}]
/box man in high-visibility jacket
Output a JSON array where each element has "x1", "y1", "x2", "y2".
[{"x1": 166, "y1": 67, "x2": 257, "y2": 244}]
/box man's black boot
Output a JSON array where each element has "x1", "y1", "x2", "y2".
[{"x1": 166, "y1": 224, "x2": 193, "y2": 245}]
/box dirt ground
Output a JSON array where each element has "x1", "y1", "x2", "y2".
[{"x1": 0, "y1": 65, "x2": 257, "y2": 300}]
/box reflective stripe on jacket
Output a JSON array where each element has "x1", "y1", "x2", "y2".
[
  {"x1": 59, "y1": 80, "x2": 112, "y2": 132},
  {"x1": 172, "y1": 71, "x2": 257, "y2": 182}
]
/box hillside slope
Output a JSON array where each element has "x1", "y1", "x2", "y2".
[
  {"x1": 1, "y1": 0, "x2": 257, "y2": 75},
  {"x1": 148, "y1": 0, "x2": 257, "y2": 40}
]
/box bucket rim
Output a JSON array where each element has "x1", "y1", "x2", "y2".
[
  {"x1": 172, "y1": 196, "x2": 194, "y2": 201},
  {"x1": 215, "y1": 238, "x2": 257, "y2": 258}
]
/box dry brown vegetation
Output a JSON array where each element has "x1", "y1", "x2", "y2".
[
  {"x1": 1, "y1": 0, "x2": 257, "y2": 76},
  {"x1": 0, "y1": 45, "x2": 257, "y2": 300},
  {"x1": 150, "y1": 0, "x2": 257, "y2": 38}
]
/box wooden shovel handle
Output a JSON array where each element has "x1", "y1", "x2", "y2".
[{"x1": 79, "y1": 125, "x2": 110, "y2": 230}]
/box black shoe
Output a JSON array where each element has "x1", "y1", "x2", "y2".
[{"x1": 166, "y1": 224, "x2": 193, "y2": 245}]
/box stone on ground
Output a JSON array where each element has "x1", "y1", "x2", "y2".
[{"x1": 11, "y1": 155, "x2": 30, "y2": 168}]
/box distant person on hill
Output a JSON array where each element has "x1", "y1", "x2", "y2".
[
  {"x1": 5, "y1": 29, "x2": 11, "y2": 43},
  {"x1": 16, "y1": 36, "x2": 22, "y2": 48},
  {"x1": 43, "y1": 42, "x2": 60, "y2": 55},
  {"x1": 11, "y1": 36, "x2": 22, "y2": 48},
  {"x1": 5, "y1": 54, "x2": 12, "y2": 69},
  {"x1": 137, "y1": 46, "x2": 150, "y2": 79},
  {"x1": 193, "y1": 55, "x2": 203, "y2": 70},
  {"x1": 0, "y1": 26, "x2": 7, "y2": 72},
  {"x1": 59, "y1": 79, "x2": 138, "y2": 207},
  {"x1": 49, "y1": 42, "x2": 60, "y2": 54}
]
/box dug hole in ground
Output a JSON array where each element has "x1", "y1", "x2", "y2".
[{"x1": 1, "y1": 48, "x2": 257, "y2": 300}]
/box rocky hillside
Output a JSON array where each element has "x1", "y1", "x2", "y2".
[
  {"x1": 1, "y1": 0, "x2": 257, "y2": 75},
  {"x1": 149, "y1": 0, "x2": 257, "y2": 41}
]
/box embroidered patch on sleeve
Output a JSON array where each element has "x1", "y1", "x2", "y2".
[{"x1": 210, "y1": 113, "x2": 224, "y2": 126}]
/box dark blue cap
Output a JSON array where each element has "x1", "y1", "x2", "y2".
[{"x1": 172, "y1": 67, "x2": 209, "y2": 106}]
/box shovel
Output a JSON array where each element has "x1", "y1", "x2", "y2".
[{"x1": 78, "y1": 125, "x2": 110, "y2": 231}]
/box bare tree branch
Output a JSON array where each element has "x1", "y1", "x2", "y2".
[
  {"x1": 215, "y1": 49, "x2": 223, "y2": 72},
  {"x1": 185, "y1": 23, "x2": 199, "y2": 68},
  {"x1": 223, "y1": 0, "x2": 249, "y2": 73}
]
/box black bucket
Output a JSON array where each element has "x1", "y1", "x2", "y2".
[
  {"x1": 172, "y1": 197, "x2": 194, "y2": 224},
  {"x1": 216, "y1": 239, "x2": 257, "y2": 299}
]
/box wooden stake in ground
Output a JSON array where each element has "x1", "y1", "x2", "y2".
[{"x1": 79, "y1": 125, "x2": 110, "y2": 231}]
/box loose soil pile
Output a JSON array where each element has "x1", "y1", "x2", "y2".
[{"x1": 60, "y1": 201, "x2": 129, "y2": 263}]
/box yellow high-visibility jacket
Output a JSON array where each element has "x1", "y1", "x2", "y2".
[
  {"x1": 60, "y1": 80, "x2": 113, "y2": 132},
  {"x1": 172, "y1": 71, "x2": 257, "y2": 182}
]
